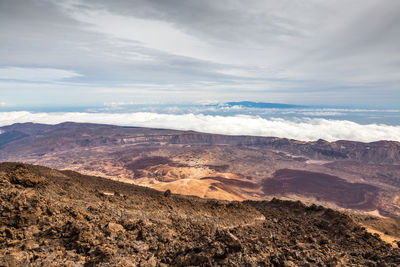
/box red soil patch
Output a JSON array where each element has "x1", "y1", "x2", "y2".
[{"x1": 262, "y1": 169, "x2": 379, "y2": 210}]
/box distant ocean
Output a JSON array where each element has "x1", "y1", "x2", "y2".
[{"x1": 1, "y1": 102, "x2": 400, "y2": 142}]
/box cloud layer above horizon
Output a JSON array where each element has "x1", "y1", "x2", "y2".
[
  {"x1": 1, "y1": 0, "x2": 400, "y2": 107},
  {"x1": 1, "y1": 111, "x2": 400, "y2": 143}
]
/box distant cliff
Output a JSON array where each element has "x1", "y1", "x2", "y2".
[{"x1": 2, "y1": 122, "x2": 398, "y2": 164}]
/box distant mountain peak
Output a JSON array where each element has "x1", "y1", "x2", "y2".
[{"x1": 224, "y1": 101, "x2": 303, "y2": 109}]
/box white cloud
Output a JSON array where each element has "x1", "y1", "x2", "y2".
[
  {"x1": 0, "y1": 102, "x2": 10, "y2": 107},
  {"x1": 297, "y1": 111, "x2": 345, "y2": 116},
  {"x1": 70, "y1": 9, "x2": 213, "y2": 62},
  {"x1": 0, "y1": 111, "x2": 399, "y2": 142},
  {"x1": 0, "y1": 67, "x2": 82, "y2": 82}
]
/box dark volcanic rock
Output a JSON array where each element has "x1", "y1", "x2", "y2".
[
  {"x1": 163, "y1": 189, "x2": 171, "y2": 197},
  {"x1": 263, "y1": 169, "x2": 380, "y2": 210},
  {"x1": 0, "y1": 163, "x2": 399, "y2": 266}
]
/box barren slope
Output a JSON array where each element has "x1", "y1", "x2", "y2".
[
  {"x1": 1, "y1": 163, "x2": 399, "y2": 266},
  {"x1": 1, "y1": 122, "x2": 399, "y2": 218}
]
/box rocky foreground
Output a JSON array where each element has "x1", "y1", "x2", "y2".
[{"x1": 0, "y1": 163, "x2": 399, "y2": 266}]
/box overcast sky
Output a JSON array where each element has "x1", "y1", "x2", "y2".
[{"x1": 1, "y1": 0, "x2": 399, "y2": 108}]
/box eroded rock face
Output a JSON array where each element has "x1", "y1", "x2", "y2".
[{"x1": 0, "y1": 163, "x2": 399, "y2": 266}]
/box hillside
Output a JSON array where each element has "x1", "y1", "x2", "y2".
[
  {"x1": 1, "y1": 163, "x2": 399, "y2": 266},
  {"x1": 1, "y1": 122, "x2": 400, "y2": 218}
]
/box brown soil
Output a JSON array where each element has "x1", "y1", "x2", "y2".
[
  {"x1": 200, "y1": 177, "x2": 259, "y2": 190},
  {"x1": 351, "y1": 213, "x2": 400, "y2": 248},
  {"x1": 1, "y1": 163, "x2": 399, "y2": 266},
  {"x1": 204, "y1": 165, "x2": 230, "y2": 172}
]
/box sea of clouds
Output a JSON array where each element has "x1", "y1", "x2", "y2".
[{"x1": 1, "y1": 111, "x2": 400, "y2": 143}]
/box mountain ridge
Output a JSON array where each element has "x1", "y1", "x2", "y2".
[
  {"x1": 1, "y1": 122, "x2": 399, "y2": 218},
  {"x1": 1, "y1": 122, "x2": 399, "y2": 164}
]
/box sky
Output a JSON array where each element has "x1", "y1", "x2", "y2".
[{"x1": 0, "y1": 0, "x2": 400, "y2": 108}]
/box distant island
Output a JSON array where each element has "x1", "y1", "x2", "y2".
[{"x1": 223, "y1": 101, "x2": 302, "y2": 109}]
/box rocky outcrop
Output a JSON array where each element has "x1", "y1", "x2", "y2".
[{"x1": 1, "y1": 163, "x2": 399, "y2": 266}]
